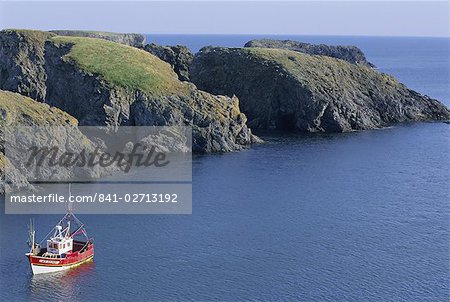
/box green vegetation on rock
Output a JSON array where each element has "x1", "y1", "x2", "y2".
[
  {"x1": 245, "y1": 47, "x2": 397, "y2": 95},
  {"x1": 51, "y1": 36, "x2": 187, "y2": 96},
  {"x1": 0, "y1": 90, "x2": 77, "y2": 126},
  {"x1": 191, "y1": 46, "x2": 450, "y2": 132},
  {"x1": 244, "y1": 39, "x2": 375, "y2": 67},
  {"x1": 0, "y1": 90, "x2": 105, "y2": 194},
  {"x1": 0, "y1": 30, "x2": 257, "y2": 152},
  {"x1": 52, "y1": 30, "x2": 136, "y2": 38},
  {"x1": 49, "y1": 30, "x2": 146, "y2": 47},
  {"x1": 2, "y1": 29, "x2": 55, "y2": 44}
]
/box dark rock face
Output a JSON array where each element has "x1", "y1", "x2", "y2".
[
  {"x1": 144, "y1": 43, "x2": 193, "y2": 81},
  {"x1": 0, "y1": 30, "x2": 257, "y2": 152},
  {"x1": 49, "y1": 30, "x2": 146, "y2": 48},
  {"x1": 0, "y1": 29, "x2": 54, "y2": 101},
  {"x1": 245, "y1": 39, "x2": 375, "y2": 67},
  {"x1": 43, "y1": 42, "x2": 131, "y2": 127},
  {"x1": 191, "y1": 47, "x2": 450, "y2": 132}
]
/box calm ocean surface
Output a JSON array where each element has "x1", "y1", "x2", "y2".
[{"x1": 1, "y1": 35, "x2": 449, "y2": 301}]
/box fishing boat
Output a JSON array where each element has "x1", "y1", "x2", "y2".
[{"x1": 26, "y1": 210, "x2": 94, "y2": 275}]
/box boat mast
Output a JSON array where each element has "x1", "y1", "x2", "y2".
[{"x1": 28, "y1": 219, "x2": 35, "y2": 255}]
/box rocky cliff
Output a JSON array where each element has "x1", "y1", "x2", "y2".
[
  {"x1": 0, "y1": 29, "x2": 54, "y2": 101},
  {"x1": 144, "y1": 43, "x2": 193, "y2": 81},
  {"x1": 244, "y1": 39, "x2": 375, "y2": 67},
  {"x1": 49, "y1": 30, "x2": 146, "y2": 48},
  {"x1": 0, "y1": 152, "x2": 29, "y2": 195},
  {"x1": 0, "y1": 90, "x2": 98, "y2": 193},
  {"x1": 0, "y1": 29, "x2": 257, "y2": 152},
  {"x1": 191, "y1": 47, "x2": 449, "y2": 132}
]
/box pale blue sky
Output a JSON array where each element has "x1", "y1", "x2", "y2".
[{"x1": 0, "y1": 1, "x2": 448, "y2": 37}]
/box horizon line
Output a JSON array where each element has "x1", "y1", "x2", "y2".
[
  {"x1": 2, "y1": 28, "x2": 449, "y2": 39},
  {"x1": 144, "y1": 33, "x2": 450, "y2": 38}
]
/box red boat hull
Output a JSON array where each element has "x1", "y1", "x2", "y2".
[{"x1": 27, "y1": 241, "x2": 94, "y2": 274}]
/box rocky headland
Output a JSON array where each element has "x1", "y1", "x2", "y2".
[
  {"x1": 49, "y1": 30, "x2": 146, "y2": 48},
  {"x1": 0, "y1": 29, "x2": 257, "y2": 153},
  {"x1": 1, "y1": 29, "x2": 449, "y2": 192},
  {"x1": 191, "y1": 46, "x2": 449, "y2": 132},
  {"x1": 244, "y1": 39, "x2": 375, "y2": 67}
]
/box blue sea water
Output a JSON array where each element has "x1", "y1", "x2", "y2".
[{"x1": 1, "y1": 36, "x2": 449, "y2": 301}]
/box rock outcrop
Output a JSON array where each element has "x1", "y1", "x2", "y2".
[
  {"x1": 244, "y1": 39, "x2": 375, "y2": 67},
  {"x1": 0, "y1": 29, "x2": 54, "y2": 101},
  {"x1": 0, "y1": 152, "x2": 30, "y2": 195},
  {"x1": 191, "y1": 47, "x2": 450, "y2": 132},
  {"x1": 144, "y1": 43, "x2": 193, "y2": 81},
  {"x1": 0, "y1": 90, "x2": 100, "y2": 194},
  {"x1": 49, "y1": 30, "x2": 146, "y2": 48},
  {"x1": 0, "y1": 29, "x2": 257, "y2": 152}
]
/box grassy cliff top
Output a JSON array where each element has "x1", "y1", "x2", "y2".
[
  {"x1": 1, "y1": 29, "x2": 186, "y2": 96},
  {"x1": 1, "y1": 29, "x2": 55, "y2": 44},
  {"x1": 50, "y1": 36, "x2": 187, "y2": 96},
  {"x1": 0, "y1": 90, "x2": 77, "y2": 126},
  {"x1": 50, "y1": 30, "x2": 141, "y2": 37},
  {"x1": 242, "y1": 47, "x2": 401, "y2": 94}
]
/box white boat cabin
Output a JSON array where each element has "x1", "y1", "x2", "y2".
[{"x1": 46, "y1": 224, "x2": 73, "y2": 255}]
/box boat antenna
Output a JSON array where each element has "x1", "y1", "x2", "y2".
[{"x1": 68, "y1": 183, "x2": 74, "y2": 215}]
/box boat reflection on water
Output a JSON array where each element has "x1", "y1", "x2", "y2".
[{"x1": 27, "y1": 261, "x2": 95, "y2": 300}]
